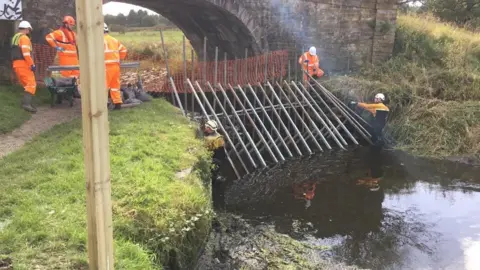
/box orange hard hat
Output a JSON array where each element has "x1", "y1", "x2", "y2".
[{"x1": 63, "y1": 16, "x2": 75, "y2": 26}]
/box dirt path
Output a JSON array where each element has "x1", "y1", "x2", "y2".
[{"x1": 0, "y1": 101, "x2": 81, "y2": 159}]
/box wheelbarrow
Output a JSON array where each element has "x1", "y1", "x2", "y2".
[
  {"x1": 46, "y1": 62, "x2": 141, "y2": 108},
  {"x1": 43, "y1": 76, "x2": 78, "y2": 107}
]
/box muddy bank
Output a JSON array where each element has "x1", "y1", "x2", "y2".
[{"x1": 196, "y1": 213, "x2": 364, "y2": 269}]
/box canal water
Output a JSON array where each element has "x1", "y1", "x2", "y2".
[{"x1": 211, "y1": 146, "x2": 480, "y2": 269}]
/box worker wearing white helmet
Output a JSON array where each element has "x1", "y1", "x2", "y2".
[
  {"x1": 11, "y1": 20, "x2": 37, "y2": 113},
  {"x1": 201, "y1": 120, "x2": 226, "y2": 182},
  {"x1": 103, "y1": 22, "x2": 127, "y2": 109},
  {"x1": 298, "y1": 46, "x2": 324, "y2": 84},
  {"x1": 350, "y1": 93, "x2": 390, "y2": 144}
]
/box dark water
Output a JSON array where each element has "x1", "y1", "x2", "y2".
[{"x1": 214, "y1": 147, "x2": 480, "y2": 270}]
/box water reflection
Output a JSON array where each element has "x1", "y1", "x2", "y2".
[{"x1": 217, "y1": 147, "x2": 480, "y2": 270}]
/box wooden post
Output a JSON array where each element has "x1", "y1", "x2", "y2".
[{"x1": 75, "y1": 0, "x2": 114, "y2": 269}]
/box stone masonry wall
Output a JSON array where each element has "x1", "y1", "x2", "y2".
[{"x1": 0, "y1": 0, "x2": 397, "y2": 81}]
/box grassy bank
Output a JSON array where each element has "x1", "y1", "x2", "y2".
[
  {"x1": 325, "y1": 14, "x2": 480, "y2": 158},
  {"x1": 0, "y1": 99, "x2": 213, "y2": 269},
  {"x1": 0, "y1": 85, "x2": 51, "y2": 134}
]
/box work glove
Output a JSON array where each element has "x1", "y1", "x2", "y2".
[
  {"x1": 349, "y1": 101, "x2": 357, "y2": 107},
  {"x1": 56, "y1": 46, "x2": 64, "y2": 52},
  {"x1": 30, "y1": 65, "x2": 36, "y2": 72},
  {"x1": 304, "y1": 59, "x2": 309, "y2": 63}
]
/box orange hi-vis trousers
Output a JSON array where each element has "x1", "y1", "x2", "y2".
[
  {"x1": 106, "y1": 63, "x2": 122, "y2": 104},
  {"x1": 13, "y1": 65, "x2": 36, "y2": 95}
]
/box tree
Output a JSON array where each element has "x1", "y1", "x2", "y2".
[{"x1": 425, "y1": 0, "x2": 480, "y2": 26}]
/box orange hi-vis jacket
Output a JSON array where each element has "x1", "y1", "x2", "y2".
[
  {"x1": 104, "y1": 34, "x2": 127, "y2": 104},
  {"x1": 357, "y1": 102, "x2": 389, "y2": 117},
  {"x1": 11, "y1": 33, "x2": 34, "y2": 68},
  {"x1": 45, "y1": 28, "x2": 79, "y2": 77},
  {"x1": 298, "y1": 52, "x2": 320, "y2": 76},
  {"x1": 11, "y1": 33, "x2": 37, "y2": 95},
  {"x1": 104, "y1": 34, "x2": 127, "y2": 65}
]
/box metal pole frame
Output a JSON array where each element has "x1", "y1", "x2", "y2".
[
  {"x1": 218, "y1": 83, "x2": 267, "y2": 167},
  {"x1": 206, "y1": 82, "x2": 258, "y2": 169},
  {"x1": 262, "y1": 82, "x2": 312, "y2": 154},
  {"x1": 233, "y1": 84, "x2": 284, "y2": 162},
  {"x1": 276, "y1": 81, "x2": 325, "y2": 151},
  {"x1": 195, "y1": 82, "x2": 249, "y2": 176}
]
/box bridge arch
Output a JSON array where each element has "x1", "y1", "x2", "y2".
[{"x1": 104, "y1": 0, "x2": 263, "y2": 59}]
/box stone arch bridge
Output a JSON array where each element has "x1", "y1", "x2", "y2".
[{"x1": 1, "y1": 0, "x2": 397, "y2": 74}]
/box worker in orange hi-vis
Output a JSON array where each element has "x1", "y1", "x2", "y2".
[
  {"x1": 11, "y1": 21, "x2": 37, "y2": 113},
  {"x1": 45, "y1": 16, "x2": 79, "y2": 79},
  {"x1": 298, "y1": 46, "x2": 324, "y2": 84},
  {"x1": 103, "y1": 23, "x2": 127, "y2": 110}
]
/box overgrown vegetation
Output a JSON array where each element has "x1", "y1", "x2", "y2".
[
  {"x1": 325, "y1": 14, "x2": 480, "y2": 158},
  {"x1": 0, "y1": 99, "x2": 213, "y2": 269},
  {"x1": 0, "y1": 85, "x2": 51, "y2": 134}
]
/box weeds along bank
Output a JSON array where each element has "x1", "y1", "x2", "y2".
[
  {"x1": 0, "y1": 99, "x2": 213, "y2": 269},
  {"x1": 325, "y1": 14, "x2": 480, "y2": 159}
]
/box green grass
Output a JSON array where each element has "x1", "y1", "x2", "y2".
[
  {"x1": 111, "y1": 29, "x2": 195, "y2": 70},
  {"x1": 0, "y1": 85, "x2": 52, "y2": 134},
  {"x1": 111, "y1": 30, "x2": 185, "y2": 43},
  {"x1": 0, "y1": 99, "x2": 213, "y2": 269},
  {"x1": 324, "y1": 13, "x2": 480, "y2": 158}
]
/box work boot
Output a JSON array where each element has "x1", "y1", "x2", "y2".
[
  {"x1": 21, "y1": 92, "x2": 37, "y2": 113},
  {"x1": 113, "y1": 103, "x2": 122, "y2": 110}
]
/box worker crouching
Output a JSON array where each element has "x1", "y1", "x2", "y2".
[
  {"x1": 298, "y1": 46, "x2": 324, "y2": 84},
  {"x1": 202, "y1": 120, "x2": 226, "y2": 182},
  {"x1": 104, "y1": 23, "x2": 127, "y2": 110},
  {"x1": 11, "y1": 21, "x2": 37, "y2": 113}
]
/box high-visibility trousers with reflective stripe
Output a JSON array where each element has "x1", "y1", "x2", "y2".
[
  {"x1": 14, "y1": 66, "x2": 37, "y2": 95},
  {"x1": 105, "y1": 63, "x2": 122, "y2": 104},
  {"x1": 58, "y1": 54, "x2": 80, "y2": 78}
]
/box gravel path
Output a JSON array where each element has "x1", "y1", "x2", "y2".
[{"x1": 0, "y1": 101, "x2": 81, "y2": 159}]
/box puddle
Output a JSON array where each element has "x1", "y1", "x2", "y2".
[{"x1": 212, "y1": 147, "x2": 480, "y2": 269}]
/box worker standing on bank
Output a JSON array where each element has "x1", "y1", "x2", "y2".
[
  {"x1": 350, "y1": 93, "x2": 390, "y2": 144},
  {"x1": 45, "y1": 16, "x2": 79, "y2": 79},
  {"x1": 11, "y1": 21, "x2": 37, "y2": 113},
  {"x1": 298, "y1": 46, "x2": 324, "y2": 83},
  {"x1": 104, "y1": 23, "x2": 127, "y2": 110}
]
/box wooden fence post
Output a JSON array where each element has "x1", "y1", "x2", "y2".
[{"x1": 75, "y1": 0, "x2": 115, "y2": 269}]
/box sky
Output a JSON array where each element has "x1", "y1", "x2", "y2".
[{"x1": 102, "y1": 2, "x2": 157, "y2": 15}]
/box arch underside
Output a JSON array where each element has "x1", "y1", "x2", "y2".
[{"x1": 119, "y1": 0, "x2": 262, "y2": 60}]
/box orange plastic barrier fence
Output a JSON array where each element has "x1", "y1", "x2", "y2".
[{"x1": 23, "y1": 43, "x2": 288, "y2": 94}]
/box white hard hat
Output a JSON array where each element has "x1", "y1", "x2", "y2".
[
  {"x1": 18, "y1": 21, "x2": 32, "y2": 30},
  {"x1": 309, "y1": 46, "x2": 316, "y2": 56},
  {"x1": 205, "y1": 120, "x2": 218, "y2": 131},
  {"x1": 375, "y1": 93, "x2": 385, "y2": 101},
  {"x1": 104, "y1": 23, "x2": 109, "y2": 32}
]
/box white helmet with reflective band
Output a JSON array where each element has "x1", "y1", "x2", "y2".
[
  {"x1": 309, "y1": 46, "x2": 316, "y2": 56},
  {"x1": 104, "y1": 23, "x2": 109, "y2": 32}
]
